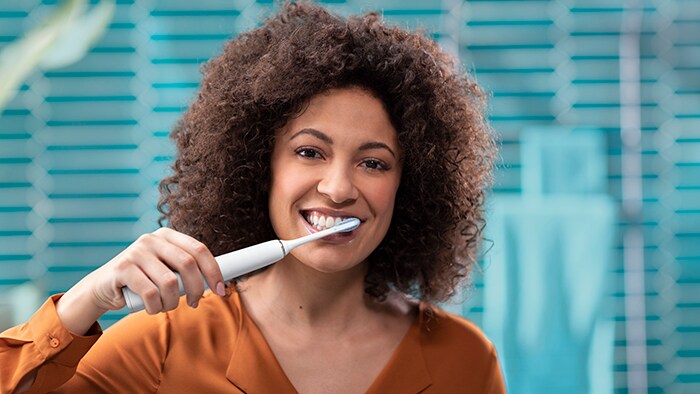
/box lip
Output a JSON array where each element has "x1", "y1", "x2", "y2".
[{"x1": 298, "y1": 211, "x2": 362, "y2": 243}]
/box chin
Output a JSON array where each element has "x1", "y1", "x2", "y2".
[{"x1": 291, "y1": 251, "x2": 367, "y2": 274}]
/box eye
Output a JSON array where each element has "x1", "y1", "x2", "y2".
[
  {"x1": 295, "y1": 147, "x2": 323, "y2": 159},
  {"x1": 361, "y1": 159, "x2": 390, "y2": 171}
]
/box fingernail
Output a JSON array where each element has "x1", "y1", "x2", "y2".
[
  {"x1": 190, "y1": 300, "x2": 199, "y2": 308},
  {"x1": 216, "y1": 282, "x2": 226, "y2": 296}
]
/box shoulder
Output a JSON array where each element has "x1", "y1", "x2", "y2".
[
  {"x1": 417, "y1": 304, "x2": 502, "y2": 388},
  {"x1": 89, "y1": 290, "x2": 244, "y2": 372},
  {"x1": 75, "y1": 292, "x2": 246, "y2": 390},
  {"x1": 164, "y1": 290, "x2": 244, "y2": 334},
  {"x1": 105, "y1": 290, "x2": 244, "y2": 342},
  {"x1": 419, "y1": 304, "x2": 494, "y2": 354}
]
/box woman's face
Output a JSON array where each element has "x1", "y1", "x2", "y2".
[{"x1": 269, "y1": 86, "x2": 402, "y2": 274}]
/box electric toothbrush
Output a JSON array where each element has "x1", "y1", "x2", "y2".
[{"x1": 122, "y1": 217, "x2": 361, "y2": 313}]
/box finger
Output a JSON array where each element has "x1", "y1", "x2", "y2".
[
  {"x1": 146, "y1": 233, "x2": 205, "y2": 307},
  {"x1": 135, "y1": 254, "x2": 183, "y2": 311},
  {"x1": 154, "y1": 228, "x2": 225, "y2": 296},
  {"x1": 120, "y1": 264, "x2": 163, "y2": 314}
]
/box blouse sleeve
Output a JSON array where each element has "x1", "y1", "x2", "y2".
[
  {"x1": 54, "y1": 302, "x2": 171, "y2": 393},
  {"x1": 0, "y1": 294, "x2": 102, "y2": 393},
  {"x1": 1, "y1": 294, "x2": 172, "y2": 394}
]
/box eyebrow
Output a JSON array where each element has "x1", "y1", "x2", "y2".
[{"x1": 289, "y1": 128, "x2": 397, "y2": 158}]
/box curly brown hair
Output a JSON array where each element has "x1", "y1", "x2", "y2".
[{"x1": 158, "y1": 1, "x2": 496, "y2": 304}]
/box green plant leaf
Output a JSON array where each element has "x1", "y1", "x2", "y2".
[
  {"x1": 0, "y1": 0, "x2": 115, "y2": 111},
  {"x1": 41, "y1": 0, "x2": 116, "y2": 69}
]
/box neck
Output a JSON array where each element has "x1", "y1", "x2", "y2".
[{"x1": 240, "y1": 255, "x2": 371, "y2": 332}]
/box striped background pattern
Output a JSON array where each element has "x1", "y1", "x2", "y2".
[{"x1": 0, "y1": 0, "x2": 698, "y2": 392}]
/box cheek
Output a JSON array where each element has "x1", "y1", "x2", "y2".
[
  {"x1": 270, "y1": 181, "x2": 293, "y2": 215},
  {"x1": 269, "y1": 165, "x2": 315, "y2": 214},
  {"x1": 269, "y1": 171, "x2": 308, "y2": 239},
  {"x1": 365, "y1": 178, "x2": 400, "y2": 220}
]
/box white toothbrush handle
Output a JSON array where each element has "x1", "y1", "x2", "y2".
[
  {"x1": 122, "y1": 240, "x2": 286, "y2": 313},
  {"x1": 216, "y1": 240, "x2": 286, "y2": 280}
]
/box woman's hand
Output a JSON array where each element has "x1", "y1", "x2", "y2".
[{"x1": 55, "y1": 228, "x2": 225, "y2": 335}]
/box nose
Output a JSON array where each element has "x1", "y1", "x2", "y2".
[{"x1": 316, "y1": 163, "x2": 359, "y2": 204}]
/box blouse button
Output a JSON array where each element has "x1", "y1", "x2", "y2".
[{"x1": 49, "y1": 337, "x2": 60, "y2": 348}]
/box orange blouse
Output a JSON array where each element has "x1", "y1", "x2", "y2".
[{"x1": 1, "y1": 291, "x2": 506, "y2": 393}]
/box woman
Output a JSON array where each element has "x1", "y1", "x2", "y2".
[{"x1": 2, "y1": 2, "x2": 503, "y2": 393}]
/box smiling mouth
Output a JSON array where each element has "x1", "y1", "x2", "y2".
[{"x1": 300, "y1": 210, "x2": 356, "y2": 232}]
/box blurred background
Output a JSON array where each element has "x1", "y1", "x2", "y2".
[{"x1": 0, "y1": 0, "x2": 698, "y2": 392}]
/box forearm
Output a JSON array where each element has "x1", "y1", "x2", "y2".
[
  {"x1": 55, "y1": 276, "x2": 109, "y2": 336},
  {"x1": 1, "y1": 295, "x2": 102, "y2": 394}
]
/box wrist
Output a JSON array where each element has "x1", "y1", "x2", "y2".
[{"x1": 55, "y1": 283, "x2": 108, "y2": 335}]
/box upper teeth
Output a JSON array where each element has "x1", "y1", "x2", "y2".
[{"x1": 305, "y1": 212, "x2": 346, "y2": 230}]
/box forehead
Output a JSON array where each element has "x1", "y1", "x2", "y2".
[{"x1": 278, "y1": 87, "x2": 398, "y2": 145}]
